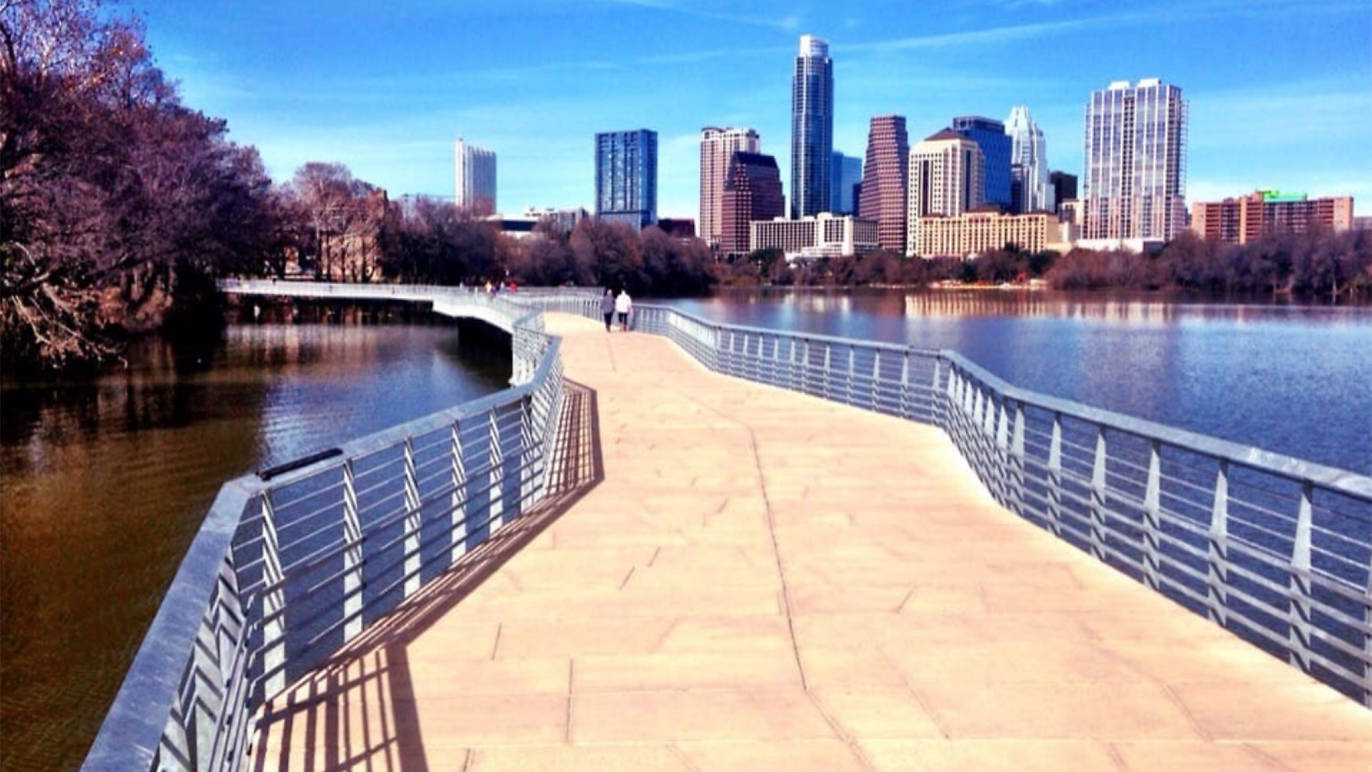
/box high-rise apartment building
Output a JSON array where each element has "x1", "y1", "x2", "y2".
[
  {"x1": 907, "y1": 129, "x2": 985, "y2": 256},
  {"x1": 1191, "y1": 191, "x2": 1354, "y2": 244},
  {"x1": 1006, "y1": 105, "x2": 1052, "y2": 213},
  {"x1": 829, "y1": 152, "x2": 862, "y2": 214},
  {"x1": 699, "y1": 127, "x2": 761, "y2": 248},
  {"x1": 454, "y1": 138, "x2": 496, "y2": 214},
  {"x1": 791, "y1": 34, "x2": 833, "y2": 219},
  {"x1": 857, "y1": 115, "x2": 910, "y2": 252},
  {"x1": 1083, "y1": 78, "x2": 1187, "y2": 241},
  {"x1": 951, "y1": 116, "x2": 1011, "y2": 209},
  {"x1": 595, "y1": 129, "x2": 658, "y2": 230},
  {"x1": 719, "y1": 152, "x2": 785, "y2": 257},
  {"x1": 1049, "y1": 171, "x2": 1077, "y2": 211}
]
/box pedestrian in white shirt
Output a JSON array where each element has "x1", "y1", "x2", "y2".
[{"x1": 614, "y1": 289, "x2": 632, "y2": 331}]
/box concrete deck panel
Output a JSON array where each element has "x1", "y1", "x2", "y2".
[{"x1": 252, "y1": 314, "x2": 1372, "y2": 770}]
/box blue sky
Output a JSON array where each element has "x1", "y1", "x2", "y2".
[{"x1": 136, "y1": 0, "x2": 1371, "y2": 217}]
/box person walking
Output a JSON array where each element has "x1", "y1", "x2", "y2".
[
  {"x1": 599, "y1": 288, "x2": 615, "y2": 332},
  {"x1": 614, "y1": 288, "x2": 632, "y2": 331}
]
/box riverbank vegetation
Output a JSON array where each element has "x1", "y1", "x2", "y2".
[{"x1": 718, "y1": 229, "x2": 1372, "y2": 301}]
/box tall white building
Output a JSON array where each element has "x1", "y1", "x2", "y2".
[
  {"x1": 907, "y1": 129, "x2": 984, "y2": 256},
  {"x1": 1083, "y1": 78, "x2": 1187, "y2": 241},
  {"x1": 454, "y1": 138, "x2": 496, "y2": 214},
  {"x1": 1005, "y1": 105, "x2": 1052, "y2": 213},
  {"x1": 699, "y1": 127, "x2": 761, "y2": 248}
]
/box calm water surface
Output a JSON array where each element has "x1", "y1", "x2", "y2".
[
  {"x1": 661, "y1": 289, "x2": 1372, "y2": 476},
  {"x1": 0, "y1": 309, "x2": 507, "y2": 770}
]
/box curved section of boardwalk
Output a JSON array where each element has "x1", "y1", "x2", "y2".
[{"x1": 254, "y1": 313, "x2": 1372, "y2": 771}]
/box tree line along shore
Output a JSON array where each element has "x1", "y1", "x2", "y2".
[{"x1": 5, "y1": 1, "x2": 1371, "y2": 377}]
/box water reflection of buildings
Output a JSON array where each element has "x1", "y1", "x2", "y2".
[{"x1": 899, "y1": 292, "x2": 1366, "y2": 326}]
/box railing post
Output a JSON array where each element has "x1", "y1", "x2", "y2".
[
  {"x1": 994, "y1": 402, "x2": 1010, "y2": 506},
  {"x1": 847, "y1": 345, "x2": 856, "y2": 406},
  {"x1": 487, "y1": 410, "x2": 506, "y2": 531},
  {"x1": 450, "y1": 423, "x2": 467, "y2": 564},
  {"x1": 341, "y1": 461, "x2": 363, "y2": 640},
  {"x1": 402, "y1": 437, "x2": 422, "y2": 597},
  {"x1": 1141, "y1": 440, "x2": 1162, "y2": 590},
  {"x1": 871, "y1": 350, "x2": 881, "y2": 410},
  {"x1": 1089, "y1": 427, "x2": 1109, "y2": 561},
  {"x1": 1206, "y1": 460, "x2": 1230, "y2": 626},
  {"x1": 259, "y1": 493, "x2": 286, "y2": 698},
  {"x1": 1009, "y1": 402, "x2": 1026, "y2": 517},
  {"x1": 1046, "y1": 413, "x2": 1063, "y2": 537},
  {"x1": 902, "y1": 351, "x2": 913, "y2": 420},
  {"x1": 822, "y1": 343, "x2": 832, "y2": 399},
  {"x1": 1288, "y1": 480, "x2": 1314, "y2": 674}
]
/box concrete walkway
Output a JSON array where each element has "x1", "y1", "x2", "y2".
[{"x1": 254, "y1": 313, "x2": 1372, "y2": 771}]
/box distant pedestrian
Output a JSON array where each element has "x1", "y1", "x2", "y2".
[
  {"x1": 614, "y1": 289, "x2": 632, "y2": 331},
  {"x1": 600, "y1": 288, "x2": 615, "y2": 332}
]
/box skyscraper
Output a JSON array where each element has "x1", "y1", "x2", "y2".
[
  {"x1": 595, "y1": 129, "x2": 658, "y2": 230},
  {"x1": 1049, "y1": 171, "x2": 1077, "y2": 211},
  {"x1": 907, "y1": 129, "x2": 985, "y2": 256},
  {"x1": 719, "y1": 151, "x2": 784, "y2": 257},
  {"x1": 790, "y1": 34, "x2": 833, "y2": 219},
  {"x1": 1005, "y1": 105, "x2": 1052, "y2": 213},
  {"x1": 454, "y1": 138, "x2": 496, "y2": 214},
  {"x1": 699, "y1": 127, "x2": 761, "y2": 248},
  {"x1": 857, "y1": 115, "x2": 909, "y2": 252},
  {"x1": 1083, "y1": 78, "x2": 1187, "y2": 241},
  {"x1": 951, "y1": 116, "x2": 1011, "y2": 209},
  {"x1": 829, "y1": 152, "x2": 863, "y2": 214}
]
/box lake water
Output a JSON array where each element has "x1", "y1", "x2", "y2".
[
  {"x1": 659, "y1": 289, "x2": 1372, "y2": 476},
  {"x1": 0, "y1": 307, "x2": 508, "y2": 771}
]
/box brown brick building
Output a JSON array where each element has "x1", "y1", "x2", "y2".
[{"x1": 1191, "y1": 191, "x2": 1354, "y2": 244}]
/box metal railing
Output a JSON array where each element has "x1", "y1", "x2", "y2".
[
  {"x1": 523, "y1": 296, "x2": 1372, "y2": 707},
  {"x1": 85, "y1": 286, "x2": 565, "y2": 771}
]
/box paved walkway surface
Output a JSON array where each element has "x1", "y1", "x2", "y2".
[{"x1": 254, "y1": 313, "x2": 1372, "y2": 771}]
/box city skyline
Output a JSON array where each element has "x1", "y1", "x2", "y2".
[{"x1": 134, "y1": 1, "x2": 1370, "y2": 217}]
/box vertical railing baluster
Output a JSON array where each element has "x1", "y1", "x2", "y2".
[
  {"x1": 1046, "y1": 413, "x2": 1063, "y2": 537},
  {"x1": 1289, "y1": 481, "x2": 1314, "y2": 674},
  {"x1": 823, "y1": 343, "x2": 832, "y2": 399},
  {"x1": 1206, "y1": 460, "x2": 1230, "y2": 626},
  {"x1": 994, "y1": 403, "x2": 1009, "y2": 506},
  {"x1": 259, "y1": 493, "x2": 286, "y2": 698},
  {"x1": 1089, "y1": 427, "x2": 1109, "y2": 561},
  {"x1": 342, "y1": 461, "x2": 363, "y2": 640},
  {"x1": 1009, "y1": 402, "x2": 1026, "y2": 517},
  {"x1": 450, "y1": 422, "x2": 467, "y2": 564},
  {"x1": 1141, "y1": 440, "x2": 1162, "y2": 590},
  {"x1": 871, "y1": 351, "x2": 881, "y2": 411},
  {"x1": 487, "y1": 410, "x2": 505, "y2": 533},
  {"x1": 902, "y1": 351, "x2": 913, "y2": 420},
  {"x1": 402, "y1": 437, "x2": 422, "y2": 597},
  {"x1": 847, "y1": 345, "x2": 856, "y2": 406}
]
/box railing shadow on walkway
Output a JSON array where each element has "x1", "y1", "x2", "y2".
[{"x1": 248, "y1": 379, "x2": 603, "y2": 772}]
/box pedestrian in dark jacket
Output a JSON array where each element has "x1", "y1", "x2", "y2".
[{"x1": 599, "y1": 289, "x2": 615, "y2": 331}]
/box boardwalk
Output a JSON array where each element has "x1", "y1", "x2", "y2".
[{"x1": 253, "y1": 313, "x2": 1372, "y2": 771}]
